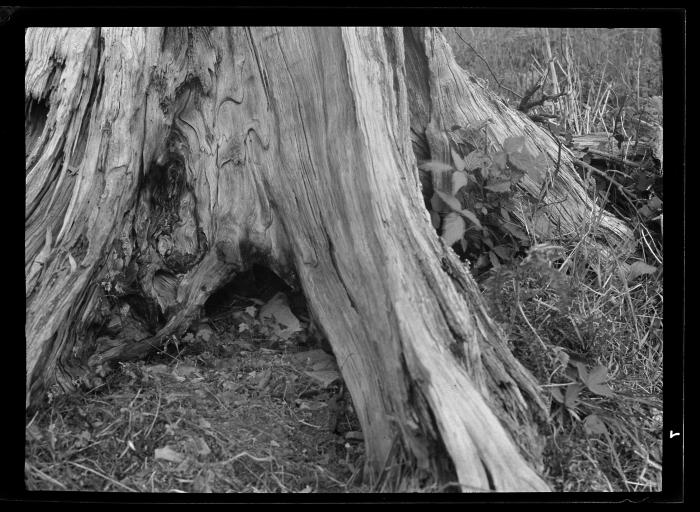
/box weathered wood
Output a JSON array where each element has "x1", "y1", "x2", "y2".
[
  {"x1": 25, "y1": 27, "x2": 634, "y2": 492},
  {"x1": 570, "y1": 132, "x2": 662, "y2": 168},
  {"x1": 405, "y1": 28, "x2": 634, "y2": 256}
]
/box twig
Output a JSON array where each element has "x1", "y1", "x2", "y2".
[
  {"x1": 216, "y1": 451, "x2": 275, "y2": 465},
  {"x1": 26, "y1": 462, "x2": 68, "y2": 490},
  {"x1": 145, "y1": 389, "x2": 161, "y2": 438},
  {"x1": 586, "y1": 148, "x2": 641, "y2": 169},
  {"x1": 517, "y1": 302, "x2": 549, "y2": 351},
  {"x1": 67, "y1": 461, "x2": 138, "y2": 492},
  {"x1": 572, "y1": 158, "x2": 637, "y2": 209},
  {"x1": 452, "y1": 29, "x2": 522, "y2": 99}
]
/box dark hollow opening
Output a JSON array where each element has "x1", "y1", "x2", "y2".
[
  {"x1": 25, "y1": 97, "x2": 50, "y2": 159},
  {"x1": 203, "y1": 264, "x2": 307, "y2": 320}
]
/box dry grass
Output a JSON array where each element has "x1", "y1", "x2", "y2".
[{"x1": 482, "y1": 202, "x2": 663, "y2": 492}]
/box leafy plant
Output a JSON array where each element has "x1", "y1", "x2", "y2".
[
  {"x1": 550, "y1": 350, "x2": 615, "y2": 426},
  {"x1": 421, "y1": 133, "x2": 548, "y2": 274}
]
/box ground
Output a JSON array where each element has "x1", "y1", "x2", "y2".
[{"x1": 25, "y1": 281, "x2": 370, "y2": 493}]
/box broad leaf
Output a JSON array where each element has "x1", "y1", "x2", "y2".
[
  {"x1": 452, "y1": 170, "x2": 469, "y2": 194},
  {"x1": 436, "y1": 191, "x2": 462, "y2": 211},
  {"x1": 503, "y1": 136, "x2": 525, "y2": 155},
  {"x1": 508, "y1": 149, "x2": 536, "y2": 173},
  {"x1": 564, "y1": 383, "x2": 585, "y2": 408},
  {"x1": 500, "y1": 207, "x2": 512, "y2": 222},
  {"x1": 458, "y1": 208, "x2": 482, "y2": 229},
  {"x1": 502, "y1": 222, "x2": 530, "y2": 242},
  {"x1": 431, "y1": 192, "x2": 449, "y2": 213},
  {"x1": 463, "y1": 150, "x2": 490, "y2": 171},
  {"x1": 451, "y1": 148, "x2": 466, "y2": 171},
  {"x1": 572, "y1": 361, "x2": 589, "y2": 383},
  {"x1": 492, "y1": 245, "x2": 511, "y2": 260},
  {"x1": 429, "y1": 210, "x2": 441, "y2": 230},
  {"x1": 550, "y1": 387, "x2": 565, "y2": 404},
  {"x1": 441, "y1": 212, "x2": 465, "y2": 246},
  {"x1": 584, "y1": 365, "x2": 615, "y2": 397},
  {"x1": 535, "y1": 151, "x2": 549, "y2": 173},
  {"x1": 492, "y1": 151, "x2": 508, "y2": 170}
]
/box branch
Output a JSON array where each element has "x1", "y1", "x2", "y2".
[
  {"x1": 586, "y1": 148, "x2": 642, "y2": 169},
  {"x1": 572, "y1": 158, "x2": 637, "y2": 209},
  {"x1": 521, "y1": 89, "x2": 569, "y2": 114},
  {"x1": 452, "y1": 29, "x2": 523, "y2": 100}
]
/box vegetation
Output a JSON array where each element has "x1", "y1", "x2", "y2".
[
  {"x1": 440, "y1": 27, "x2": 664, "y2": 491},
  {"x1": 26, "y1": 27, "x2": 663, "y2": 493}
]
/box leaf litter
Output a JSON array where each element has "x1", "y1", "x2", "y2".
[{"x1": 25, "y1": 291, "x2": 366, "y2": 493}]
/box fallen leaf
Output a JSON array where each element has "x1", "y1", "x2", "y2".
[
  {"x1": 311, "y1": 358, "x2": 337, "y2": 372},
  {"x1": 154, "y1": 446, "x2": 185, "y2": 463},
  {"x1": 290, "y1": 349, "x2": 335, "y2": 368},
  {"x1": 146, "y1": 364, "x2": 169, "y2": 374},
  {"x1": 305, "y1": 370, "x2": 341, "y2": 388},
  {"x1": 259, "y1": 293, "x2": 302, "y2": 340},
  {"x1": 298, "y1": 400, "x2": 327, "y2": 411},
  {"x1": 173, "y1": 365, "x2": 196, "y2": 378},
  {"x1": 193, "y1": 470, "x2": 214, "y2": 493},
  {"x1": 193, "y1": 436, "x2": 211, "y2": 457},
  {"x1": 245, "y1": 305, "x2": 257, "y2": 317},
  {"x1": 233, "y1": 339, "x2": 255, "y2": 351},
  {"x1": 257, "y1": 368, "x2": 272, "y2": 389}
]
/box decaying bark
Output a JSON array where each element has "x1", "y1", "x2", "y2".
[
  {"x1": 404, "y1": 28, "x2": 633, "y2": 254},
  {"x1": 26, "y1": 27, "x2": 634, "y2": 491}
]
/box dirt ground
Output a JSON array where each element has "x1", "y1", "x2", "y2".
[{"x1": 25, "y1": 274, "x2": 369, "y2": 493}]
